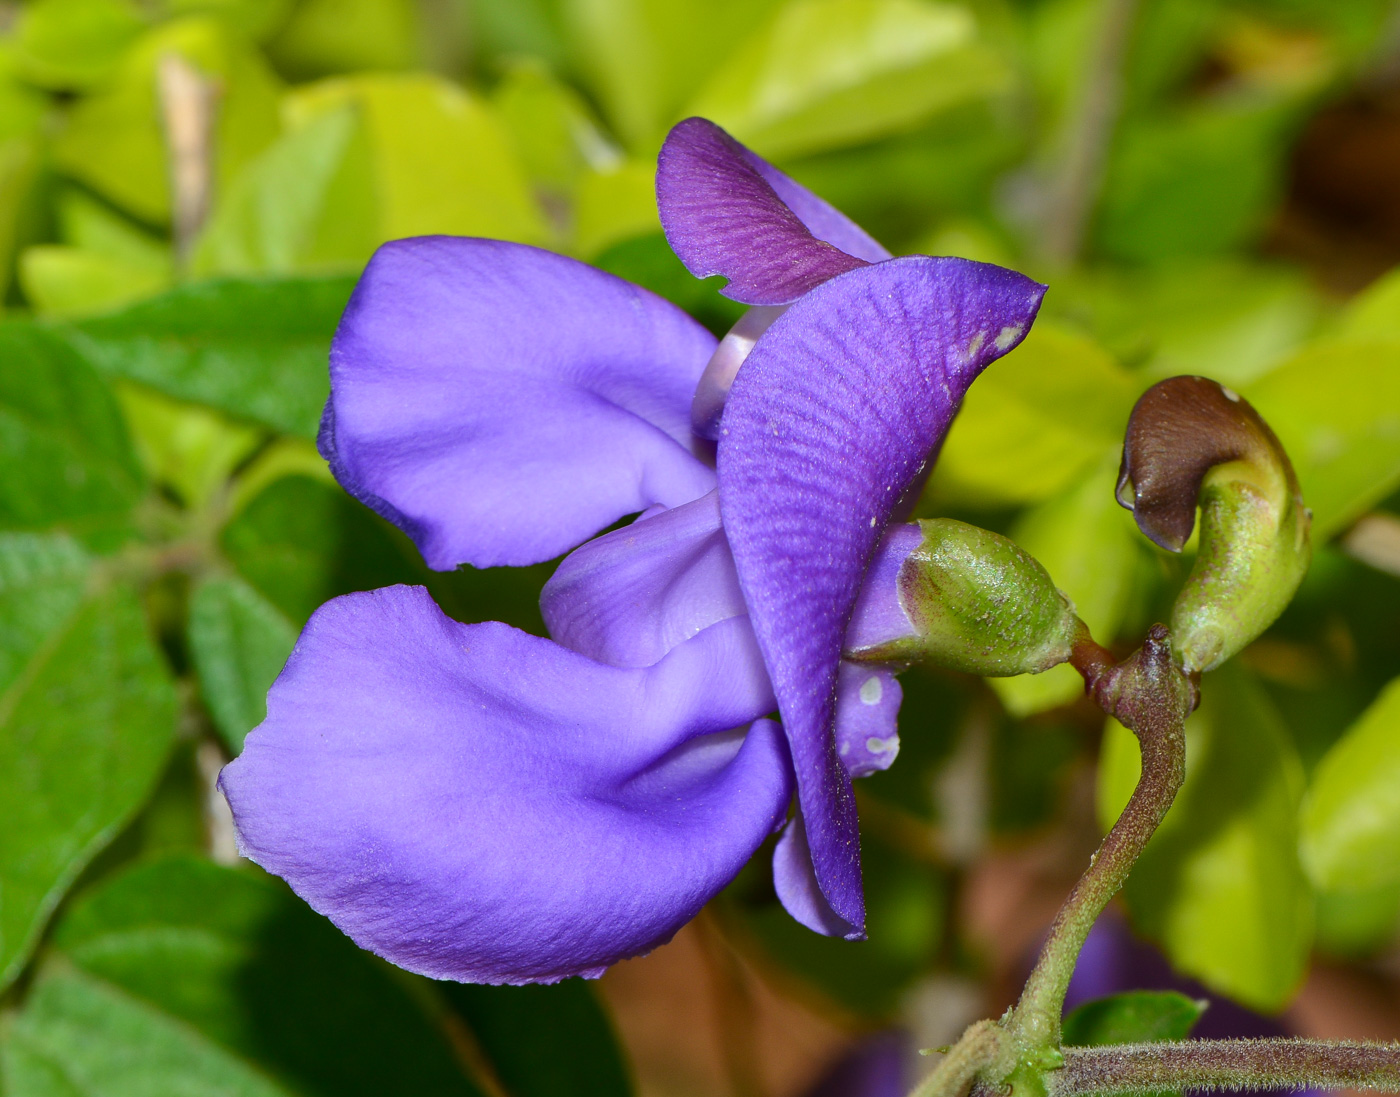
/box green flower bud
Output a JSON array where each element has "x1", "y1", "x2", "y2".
[
  {"x1": 1116, "y1": 376, "x2": 1311, "y2": 675},
  {"x1": 856, "y1": 518, "x2": 1080, "y2": 676}
]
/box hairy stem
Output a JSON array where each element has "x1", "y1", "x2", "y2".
[
  {"x1": 909, "y1": 1021, "x2": 1009, "y2": 1097},
  {"x1": 1052, "y1": 1039, "x2": 1400, "y2": 1096},
  {"x1": 1011, "y1": 625, "x2": 1194, "y2": 1049}
]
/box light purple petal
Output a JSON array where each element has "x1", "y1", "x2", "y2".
[
  {"x1": 540, "y1": 491, "x2": 746, "y2": 668},
  {"x1": 718, "y1": 257, "x2": 1047, "y2": 934},
  {"x1": 219, "y1": 585, "x2": 791, "y2": 984},
  {"x1": 834, "y1": 663, "x2": 902, "y2": 779},
  {"x1": 657, "y1": 118, "x2": 871, "y2": 306},
  {"x1": 773, "y1": 812, "x2": 851, "y2": 937},
  {"x1": 320, "y1": 237, "x2": 718, "y2": 570},
  {"x1": 542, "y1": 496, "x2": 919, "y2": 671}
]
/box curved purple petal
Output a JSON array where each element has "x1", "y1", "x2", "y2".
[
  {"x1": 540, "y1": 492, "x2": 746, "y2": 669},
  {"x1": 320, "y1": 237, "x2": 718, "y2": 570},
  {"x1": 542, "y1": 496, "x2": 920, "y2": 671},
  {"x1": 219, "y1": 585, "x2": 791, "y2": 984},
  {"x1": 753, "y1": 163, "x2": 890, "y2": 265},
  {"x1": 657, "y1": 118, "x2": 871, "y2": 306},
  {"x1": 718, "y1": 257, "x2": 1047, "y2": 934}
]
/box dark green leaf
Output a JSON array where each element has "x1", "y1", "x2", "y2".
[
  {"x1": 61, "y1": 276, "x2": 355, "y2": 439},
  {"x1": 3, "y1": 968, "x2": 292, "y2": 1097},
  {"x1": 0, "y1": 534, "x2": 177, "y2": 991},
  {"x1": 592, "y1": 233, "x2": 744, "y2": 337},
  {"x1": 1062, "y1": 990, "x2": 1206, "y2": 1047},
  {"x1": 188, "y1": 575, "x2": 297, "y2": 752},
  {"x1": 0, "y1": 323, "x2": 143, "y2": 531},
  {"x1": 222, "y1": 475, "x2": 550, "y2": 633},
  {"x1": 443, "y1": 981, "x2": 633, "y2": 1097},
  {"x1": 46, "y1": 856, "x2": 484, "y2": 1097}
]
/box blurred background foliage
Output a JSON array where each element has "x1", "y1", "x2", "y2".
[{"x1": 1, "y1": 0, "x2": 1399, "y2": 1094}]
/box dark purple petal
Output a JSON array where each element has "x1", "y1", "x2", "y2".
[
  {"x1": 320, "y1": 237, "x2": 718, "y2": 570},
  {"x1": 753, "y1": 162, "x2": 890, "y2": 265},
  {"x1": 718, "y1": 257, "x2": 1047, "y2": 934},
  {"x1": 657, "y1": 118, "x2": 871, "y2": 305},
  {"x1": 219, "y1": 585, "x2": 791, "y2": 984}
]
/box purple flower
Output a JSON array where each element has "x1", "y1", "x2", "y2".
[{"x1": 219, "y1": 118, "x2": 1045, "y2": 984}]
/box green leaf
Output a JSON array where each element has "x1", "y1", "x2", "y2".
[
  {"x1": 193, "y1": 102, "x2": 380, "y2": 277},
  {"x1": 285, "y1": 74, "x2": 548, "y2": 246},
  {"x1": 20, "y1": 247, "x2": 173, "y2": 318},
  {"x1": 188, "y1": 574, "x2": 297, "y2": 752},
  {"x1": 563, "y1": 0, "x2": 783, "y2": 150},
  {"x1": 592, "y1": 232, "x2": 744, "y2": 336},
  {"x1": 1333, "y1": 267, "x2": 1400, "y2": 343},
  {"x1": 264, "y1": 0, "x2": 421, "y2": 78},
  {"x1": 1313, "y1": 881, "x2": 1400, "y2": 959},
  {"x1": 443, "y1": 981, "x2": 633, "y2": 1097},
  {"x1": 688, "y1": 0, "x2": 1011, "y2": 160},
  {"x1": 3, "y1": 968, "x2": 292, "y2": 1097},
  {"x1": 61, "y1": 275, "x2": 355, "y2": 439},
  {"x1": 1095, "y1": 95, "x2": 1300, "y2": 263},
  {"x1": 0, "y1": 323, "x2": 144, "y2": 531},
  {"x1": 1062, "y1": 990, "x2": 1206, "y2": 1047},
  {"x1": 114, "y1": 385, "x2": 264, "y2": 511},
  {"x1": 1299, "y1": 675, "x2": 1400, "y2": 891},
  {"x1": 11, "y1": 0, "x2": 146, "y2": 90},
  {"x1": 989, "y1": 455, "x2": 1147, "y2": 716},
  {"x1": 572, "y1": 160, "x2": 662, "y2": 258},
  {"x1": 1097, "y1": 664, "x2": 1313, "y2": 1012},
  {"x1": 492, "y1": 60, "x2": 617, "y2": 194},
  {"x1": 222, "y1": 474, "x2": 550, "y2": 634},
  {"x1": 927, "y1": 323, "x2": 1134, "y2": 507},
  {"x1": 53, "y1": 18, "x2": 282, "y2": 224},
  {"x1": 31, "y1": 856, "x2": 486, "y2": 1097},
  {"x1": 1246, "y1": 340, "x2": 1400, "y2": 539},
  {"x1": 0, "y1": 534, "x2": 177, "y2": 991}
]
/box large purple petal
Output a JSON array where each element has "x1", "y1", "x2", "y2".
[
  {"x1": 657, "y1": 118, "x2": 872, "y2": 305},
  {"x1": 718, "y1": 257, "x2": 1047, "y2": 934},
  {"x1": 320, "y1": 237, "x2": 718, "y2": 570},
  {"x1": 219, "y1": 585, "x2": 791, "y2": 984}
]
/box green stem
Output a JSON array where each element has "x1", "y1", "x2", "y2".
[
  {"x1": 1051, "y1": 1039, "x2": 1400, "y2": 1096},
  {"x1": 1009, "y1": 625, "x2": 1194, "y2": 1049}
]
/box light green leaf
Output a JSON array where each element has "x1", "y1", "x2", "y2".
[
  {"x1": 167, "y1": 0, "x2": 293, "y2": 41},
  {"x1": 689, "y1": 0, "x2": 1011, "y2": 160},
  {"x1": 11, "y1": 0, "x2": 146, "y2": 90},
  {"x1": 61, "y1": 275, "x2": 355, "y2": 439},
  {"x1": 188, "y1": 575, "x2": 297, "y2": 752},
  {"x1": 1333, "y1": 267, "x2": 1400, "y2": 343},
  {"x1": 114, "y1": 384, "x2": 263, "y2": 510},
  {"x1": 1246, "y1": 340, "x2": 1400, "y2": 539},
  {"x1": 988, "y1": 456, "x2": 1145, "y2": 716},
  {"x1": 562, "y1": 0, "x2": 782, "y2": 150},
  {"x1": 3, "y1": 969, "x2": 291, "y2": 1097},
  {"x1": 0, "y1": 324, "x2": 144, "y2": 531},
  {"x1": 0, "y1": 136, "x2": 45, "y2": 301},
  {"x1": 492, "y1": 60, "x2": 619, "y2": 195},
  {"x1": 20, "y1": 247, "x2": 172, "y2": 317},
  {"x1": 53, "y1": 18, "x2": 282, "y2": 224},
  {"x1": 193, "y1": 101, "x2": 378, "y2": 276},
  {"x1": 572, "y1": 160, "x2": 660, "y2": 258},
  {"x1": 264, "y1": 0, "x2": 421, "y2": 78},
  {"x1": 31, "y1": 856, "x2": 487, "y2": 1097},
  {"x1": 1097, "y1": 664, "x2": 1313, "y2": 1011},
  {"x1": 1299, "y1": 675, "x2": 1400, "y2": 892},
  {"x1": 1062, "y1": 990, "x2": 1205, "y2": 1047},
  {"x1": 286, "y1": 74, "x2": 548, "y2": 246},
  {"x1": 0, "y1": 534, "x2": 177, "y2": 991},
  {"x1": 928, "y1": 323, "x2": 1134, "y2": 507},
  {"x1": 1313, "y1": 881, "x2": 1400, "y2": 959}
]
